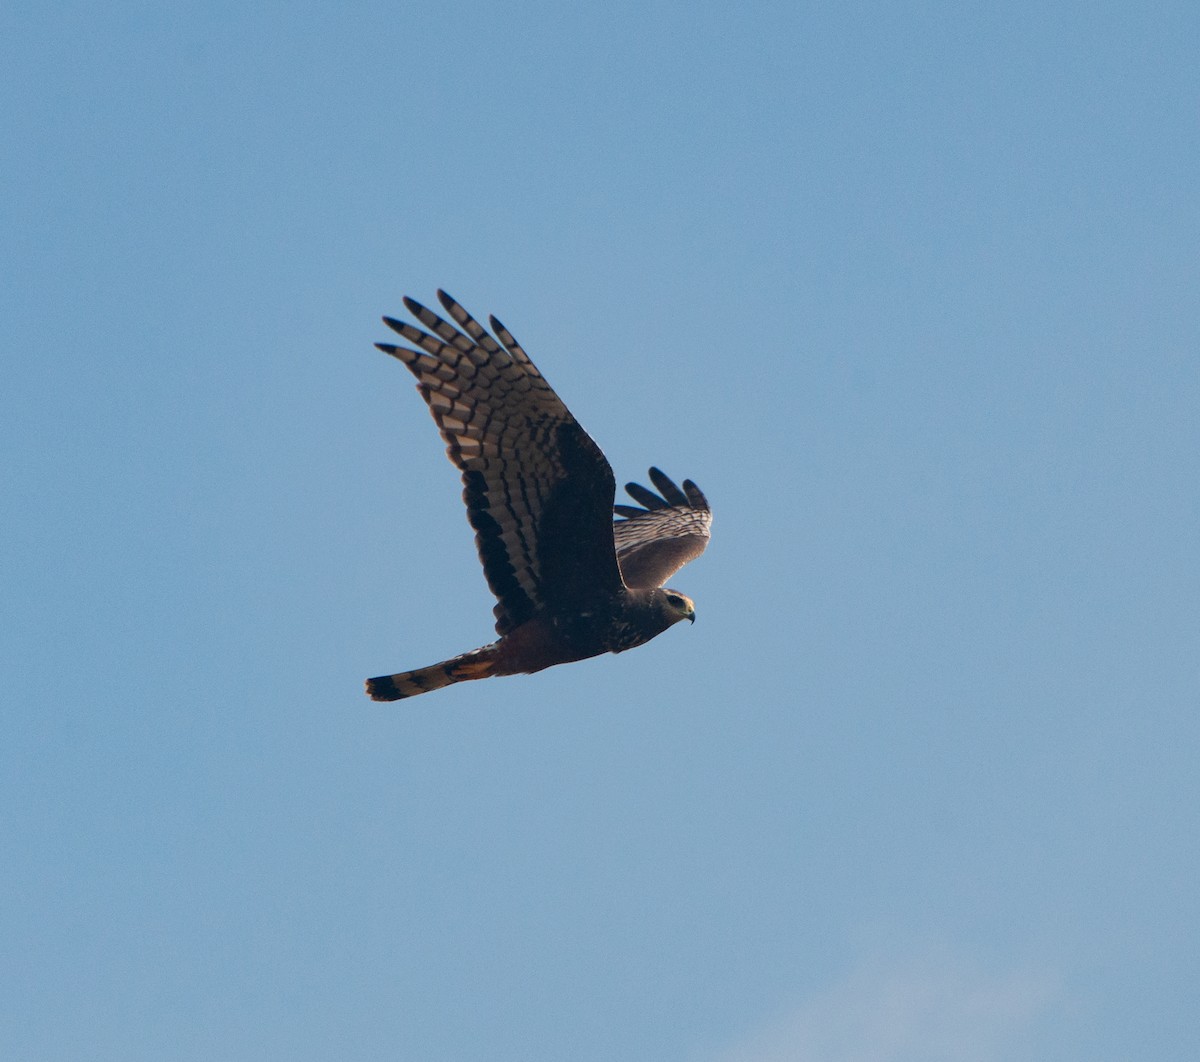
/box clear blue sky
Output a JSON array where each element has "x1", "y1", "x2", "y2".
[{"x1": 3, "y1": 2, "x2": 1197, "y2": 1059}]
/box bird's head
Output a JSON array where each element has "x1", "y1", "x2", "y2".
[{"x1": 660, "y1": 588, "x2": 696, "y2": 626}]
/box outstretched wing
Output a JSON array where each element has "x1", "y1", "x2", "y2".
[
  {"x1": 613, "y1": 467, "x2": 712, "y2": 589},
  {"x1": 378, "y1": 291, "x2": 623, "y2": 635}
]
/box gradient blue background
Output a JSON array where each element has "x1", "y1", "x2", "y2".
[{"x1": 4, "y1": 2, "x2": 1197, "y2": 1059}]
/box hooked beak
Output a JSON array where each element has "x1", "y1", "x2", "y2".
[{"x1": 687, "y1": 609, "x2": 696, "y2": 624}]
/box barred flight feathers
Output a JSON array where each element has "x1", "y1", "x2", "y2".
[
  {"x1": 365, "y1": 291, "x2": 712, "y2": 702},
  {"x1": 377, "y1": 291, "x2": 622, "y2": 634},
  {"x1": 366, "y1": 645, "x2": 501, "y2": 701},
  {"x1": 613, "y1": 468, "x2": 712, "y2": 589}
]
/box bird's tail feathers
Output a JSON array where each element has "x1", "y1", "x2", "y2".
[{"x1": 365, "y1": 643, "x2": 502, "y2": 702}]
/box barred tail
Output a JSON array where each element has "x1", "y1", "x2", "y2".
[{"x1": 364, "y1": 643, "x2": 502, "y2": 702}]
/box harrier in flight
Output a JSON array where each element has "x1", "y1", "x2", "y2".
[{"x1": 365, "y1": 291, "x2": 712, "y2": 701}]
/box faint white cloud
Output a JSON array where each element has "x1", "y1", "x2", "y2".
[{"x1": 710, "y1": 953, "x2": 1059, "y2": 1062}]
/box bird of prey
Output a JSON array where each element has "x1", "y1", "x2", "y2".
[{"x1": 364, "y1": 291, "x2": 712, "y2": 701}]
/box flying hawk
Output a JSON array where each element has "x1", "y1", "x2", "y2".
[{"x1": 365, "y1": 291, "x2": 712, "y2": 701}]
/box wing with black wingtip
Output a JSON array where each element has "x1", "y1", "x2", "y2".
[
  {"x1": 613, "y1": 467, "x2": 712, "y2": 589},
  {"x1": 378, "y1": 291, "x2": 623, "y2": 634}
]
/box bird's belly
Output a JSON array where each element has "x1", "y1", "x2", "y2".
[{"x1": 494, "y1": 614, "x2": 612, "y2": 675}]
